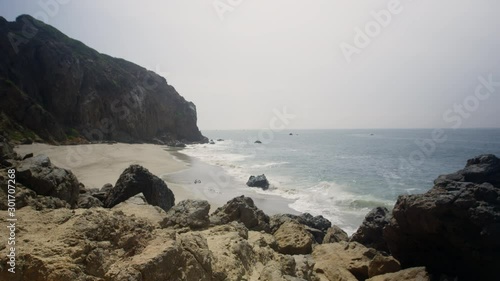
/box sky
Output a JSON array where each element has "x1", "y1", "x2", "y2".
[{"x1": 1, "y1": 0, "x2": 500, "y2": 130}]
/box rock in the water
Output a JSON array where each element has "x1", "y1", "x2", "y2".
[
  {"x1": 210, "y1": 195, "x2": 270, "y2": 232},
  {"x1": 104, "y1": 165, "x2": 175, "y2": 212},
  {"x1": 383, "y1": 154, "x2": 500, "y2": 280},
  {"x1": 217, "y1": 139, "x2": 224, "y2": 141},
  {"x1": 274, "y1": 221, "x2": 314, "y2": 255},
  {"x1": 17, "y1": 155, "x2": 81, "y2": 208},
  {"x1": 365, "y1": 267, "x2": 430, "y2": 281},
  {"x1": 323, "y1": 225, "x2": 349, "y2": 243},
  {"x1": 255, "y1": 140, "x2": 262, "y2": 144},
  {"x1": 350, "y1": 207, "x2": 390, "y2": 252},
  {"x1": 246, "y1": 174, "x2": 270, "y2": 190},
  {"x1": 313, "y1": 241, "x2": 400, "y2": 280},
  {"x1": 167, "y1": 140, "x2": 187, "y2": 148},
  {"x1": 161, "y1": 199, "x2": 210, "y2": 229}
]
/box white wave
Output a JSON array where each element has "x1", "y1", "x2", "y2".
[{"x1": 249, "y1": 162, "x2": 289, "y2": 169}]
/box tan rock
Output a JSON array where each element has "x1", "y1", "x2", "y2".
[
  {"x1": 323, "y1": 225, "x2": 349, "y2": 244},
  {"x1": 313, "y1": 241, "x2": 399, "y2": 280},
  {"x1": 274, "y1": 221, "x2": 314, "y2": 255},
  {"x1": 365, "y1": 267, "x2": 430, "y2": 281}
]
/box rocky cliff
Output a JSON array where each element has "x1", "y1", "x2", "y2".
[{"x1": 0, "y1": 15, "x2": 205, "y2": 144}]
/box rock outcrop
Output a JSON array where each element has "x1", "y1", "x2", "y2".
[
  {"x1": 246, "y1": 174, "x2": 270, "y2": 190},
  {"x1": 350, "y1": 207, "x2": 390, "y2": 252},
  {"x1": 383, "y1": 154, "x2": 500, "y2": 280},
  {"x1": 0, "y1": 15, "x2": 205, "y2": 144},
  {"x1": 104, "y1": 165, "x2": 175, "y2": 212},
  {"x1": 270, "y1": 213, "x2": 332, "y2": 243},
  {"x1": 210, "y1": 195, "x2": 270, "y2": 232},
  {"x1": 273, "y1": 221, "x2": 314, "y2": 255},
  {"x1": 16, "y1": 155, "x2": 81, "y2": 207},
  {"x1": 313, "y1": 242, "x2": 400, "y2": 280},
  {"x1": 323, "y1": 225, "x2": 349, "y2": 244},
  {"x1": 160, "y1": 199, "x2": 210, "y2": 229}
]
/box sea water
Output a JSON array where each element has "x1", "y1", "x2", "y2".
[{"x1": 180, "y1": 129, "x2": 500, "y2": 234}]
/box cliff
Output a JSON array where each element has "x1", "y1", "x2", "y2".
[{"x1": 0, "y1": 15, "x2": 205, "y2": 144}]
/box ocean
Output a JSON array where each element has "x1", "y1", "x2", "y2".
[{"x1": 173, "y1": 129, "x2": 500, "y2": 234}]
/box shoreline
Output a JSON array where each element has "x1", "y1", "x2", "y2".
[{"x1": 14, "y1": 143, "x2": 300, "y2": 215}]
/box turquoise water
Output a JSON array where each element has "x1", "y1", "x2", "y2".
[{"x1": 182, "y1": 129, "x2": 500, "y2": 233}]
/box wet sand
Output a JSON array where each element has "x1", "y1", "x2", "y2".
[{"x1": 15, "y1": 143, "x2": 299, "y2": 215}]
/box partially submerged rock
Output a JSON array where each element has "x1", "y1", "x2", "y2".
[
  {"x1": 104, "y1": 165, "x2": 175, "y2": 212},
  {"x1": 246, "y1": 174, "x2": 270, "y2": 190}
]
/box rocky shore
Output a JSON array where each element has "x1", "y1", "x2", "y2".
[{"x1": 1, "y1": 138, "x2": 499, "y2": 281}]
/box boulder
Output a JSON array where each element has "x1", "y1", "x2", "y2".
[
  {"x1": 312, "y1": 242, "x2": 400, "y2": 280},
  {"x1": 270, "y1": 213, "x2": 332, "y2": 243},
  {"x1": 255, "y1": 140, "x2": 262, "y2": 144},
  {"x1": 209, "y1": 140, "x2": 215, "y2": 144},
  {"x1": 104, "y1": 165, "x2": 175, "y2": 212},
  {"x1": 323, "y1": 225, "x2": 348, "y2": 243},
  {"x1": 274, "y1": 221, "x2": 314, "y2": 255},
  {"x1": 246, "y1": 174, "x2": 270, "y2": 190},
  {"x1": 160, "y1": 199, "x2": 210, "y2": 229},
  {"x1": 210, "y1": 195, "x2": 270, "y2": 232},
  {"x1": 365, "y1": 267, "x2": 430, "y2": 281},
  {"x1": 77, "y1": 194, "x2": 104, "y2": 208},
  {"x1": 383, "y1": 154, "x2": 500, "y2": 280},
  {"x1": 350, "y1": 207, "x2": 390, "y2": 252},
  {"x1": 17, "y1": 155, "x2": 80, "y2": 208}
]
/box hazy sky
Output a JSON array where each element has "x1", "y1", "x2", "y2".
[{"x1": 2, "y1": 0, "x2": 500, "y2": 130}]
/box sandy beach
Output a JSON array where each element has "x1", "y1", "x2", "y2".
[{"x1": 14, "y1": 143, "x2": 299, "y2": 215}]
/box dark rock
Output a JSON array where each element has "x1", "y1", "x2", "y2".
[
  {"x1": 210, "y1": 195, "x2": 270, "y2": 232},
  {"x1": 21, "y1": 138, "x2": 33, "y2": 144},
  {"x1": 217, "y1": 139, "x2": 224, "y2": 141},
  {"x1": 77, "y1": 194, "x2": 104, "y2": 208},
  {"x1": 350, "y1": 207, "x2": 390, "y2": 252},
  {"x1": 255, "y1": 140, "x2": 262, "y2": 144},
  {"x1": 92, "y1": 183, "x2": 113, "y2": 202},
  {"x1": 160, "y1": 199, "x2": 210, "y2": 229},
  {"x1": 246, "y1": 174, "x2": 270, "y2": 190},
  {"x1": 167, "y1": 140, "x2": 187, "y2": 148},
  {"x1": 0, "y1": 15, "x2": 205, "y2": 144},
  {"x1": 289, "y1": 133, "x2": 293, "y2": 136},
  {"x1": 323, "y1": 225, "x2": 349, "y2": 244},
  {"x1": 270, "y1": 213, "x2": 332, "y2": 244},
  {"x1": 104, "y1": 165, "x2": 175, "y2": 212},
  {"x1": 22, "y1": 153, "x2": 34, "y2": 160},
  {"x1": 17, "y1": 155, "x2": 80, "y2": 208},
  {"x1": 0, "y1": 138, "x2": 16, "y2": 161},
  {"x1": 209, "y1": 140, "x2": 215, "y2": 145},
  {"x1": 383, "y1": 154, "x2": 500, "y2": 280}
]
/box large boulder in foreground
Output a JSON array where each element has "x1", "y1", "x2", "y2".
[
  {"x1": 350, "y1": 207, "x2": 390, "y2": 252},
  {"x1": 383, "y1": 154, "x2": 500, "y2": 280},
  {"x1": 246, "y1": 174, "x2": 270, "y2": 190},
  {"x1": 104, "y1": 165, "x2": 175, "y2": 212},
  {"x1": 161, "y1": 199, "x2": 210, "y2": 229},
  {"x1": 273, "y1": 221, "x2": 314, "y2": 255},
  {"x1": 17, "y1": 155, "x2": 80, "y2": 208},
  {"x1": 312, "y1": 241, "x2": 400, "y2": 280},
  {"x1": 210, "y1": 195, "x2": 270, "y2": 232}
]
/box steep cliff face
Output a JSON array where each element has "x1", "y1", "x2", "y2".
[{"x1": 0, "y1": 15, "x2": 205, "y2": 143}]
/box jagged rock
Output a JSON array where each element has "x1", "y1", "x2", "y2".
[
  {"x1": 246, "y1": 174, "x2": 270, "y2": 190},
  {"x1": 312, "y1": 242, "x2": 400, "y2": 280},
  {"x1": 323, "y1": 225, "x2": 349, "y2": 243},
  {"x1": 104, "y1": 165, "x2": 175, "y2": 212},
  {"x1": 274, "y1": 221, "x2": 314, "y2": 255},
  {"x1": 17, "y1": 155, "x2": 80, "y2": 208},
  {"x1": 77, "y1": 194, "x2": 103, "y2": 208},
  {"x1": 91, "y1": 183, "x2": 112, "y2": 202},
  {"x1": 366, "y1": 267, "x2": 430, "y2": 281},
  {"x1": 383, "y1": 154, "x2": 500, "y2": 280},
  {"x1": 210, "y1": 195, "x2": 270, "y2": 232},
  {"x1": 160, "y1": 199, "x2": 210, "y2": 229},
  {"x1": 0, "y1": 15, "x2": 205, "y2": 144},
  {"x1": 270, "y1": 213, "x2": 331, "y2": 243},
  {"x1": 350, "y1": 207, "x2": 390, "y2": 252},
  {"x1": 22, "y1": 152, "x2": 34, "y2": 160}
]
